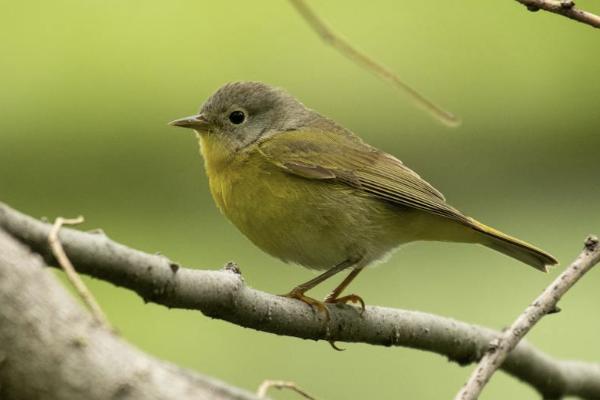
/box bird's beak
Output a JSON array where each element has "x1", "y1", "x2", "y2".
[{"x1": 168, "y1": 114, "x2": 210, "y2": 131}]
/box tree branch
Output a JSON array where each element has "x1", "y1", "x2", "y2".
[
  {"x1": 287, "y1": 0, "x2": 460, "y2": 127},
  {"x1": 456, "y1": 235, "x2": 600, "y2": 400},
  {"x1": 1, "y1": 201, "x2": 600, "y2": 399},
  {"x1": 0, "y1": 228, "x2": 263, "y2": 400},
  {"x1": 516, "y1": 0, "x2": 600, "y2": 28}
]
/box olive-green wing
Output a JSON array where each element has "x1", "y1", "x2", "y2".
[{"x1": 257, "y1": 129, "x2": 469, "y2": 224}]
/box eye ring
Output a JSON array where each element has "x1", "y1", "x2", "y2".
[{"x1": 228, "y1": 110, "x2": 246, "y2": 125}]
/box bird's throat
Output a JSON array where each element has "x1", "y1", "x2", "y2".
[{"x1": 198, "y1": 133, "x2": 236, "y2": 175}]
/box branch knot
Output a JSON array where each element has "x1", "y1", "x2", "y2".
[{"x1": 584, "y1": 235, "x2": 598, "y2": 252}]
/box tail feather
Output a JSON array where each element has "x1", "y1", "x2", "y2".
[{"x1": 468, "y1": 218, "x2": 558, "y2": 272}]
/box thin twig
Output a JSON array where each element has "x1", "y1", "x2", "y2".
[
  {"x1": 516, "y1": 0, "x2": 600, "y2": 28},
  {"x1": 287, "y1": 0, "x2": 460, "y2": 127},
  {"x1": 48, "y1": 216, "x2": 112, "y2": 330},
  {"x1": 2, "y1": 202, "x2": 600, "y2": 399},
  {"x1": 257, "y1": 380, "x2": 316, "y2": 400},
  {"x1": 455, "y1": 235, "x2": 600, "y2": 400}
]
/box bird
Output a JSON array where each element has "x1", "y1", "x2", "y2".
[{"x1": 170, "y1": 81, "x2": 557, "y2": 313}]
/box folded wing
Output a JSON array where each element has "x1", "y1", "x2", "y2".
[{"x1": 257, "y1": 128, "x2": 469, "y2": 225}]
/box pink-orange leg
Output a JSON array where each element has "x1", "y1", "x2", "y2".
[
  {"x1": 324, "y1": 267, "x2": 365, "y2": 313},
  {"x1": 282, "y1": 258, "x2": 359, "y2": 318},
  {"x1": 283, "y1": 262, "x2": 365, "y2": 351}
]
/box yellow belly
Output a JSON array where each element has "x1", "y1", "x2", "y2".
[{"x1": 198, "y1": 135, "x2": 440, "y2": 270}]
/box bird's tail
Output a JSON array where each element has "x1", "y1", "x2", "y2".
[{"x1": 468, "y1": 218, "x2": 558, "y2": 272}]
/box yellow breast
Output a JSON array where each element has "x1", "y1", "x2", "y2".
[
  {"x1": 198, "y1": 134, "x2": 425, "y2": 270},
  {"x1": 199, "y1": 134, "x2": 299, "y2": 239},
  {"x1": 199, "y1": 134, "x2": 265, "y2": 220}
]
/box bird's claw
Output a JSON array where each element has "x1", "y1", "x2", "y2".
[
  {"x1": 324, "y1": 293, "x2": 366, "y2": 314},
  {"x1": 282, "y1": 289, "x2": 330, "y2": 319}
]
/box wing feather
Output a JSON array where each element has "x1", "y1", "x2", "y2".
[{"x1": 257, "y1": 128, "x2": 468, "y2": 224}]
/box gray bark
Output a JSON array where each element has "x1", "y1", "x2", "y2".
[{"x1": 0, "y1": 228, "x2": 262, "y2": 400}]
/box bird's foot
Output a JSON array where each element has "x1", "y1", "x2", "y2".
[
  {"x1": 282, "y1": 289, "x2": 330, "y2": 319},
  {"x1": 324, "y1": 293, "x2": 366, "y2": 314}
]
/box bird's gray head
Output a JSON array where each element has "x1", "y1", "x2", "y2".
[{"x1": 170, "y1": 81, "x2": 314, "y2": 149}]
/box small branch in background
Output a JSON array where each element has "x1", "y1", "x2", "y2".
[
  {"x1": 516, "y1": 0, "x2": 600, "y2": 28},
  {"x1": 287, "y1": 0, "x2": 460, "y2": 127},
  {"x1": 49, "y1": 216, "x2": 112, "y2": 331},
  {"x1": 257, "y1": 380, "x2": 316, "y2": 400},
  {"x1": 455, "y1": 235, "x2": 600, "y2": 400}
]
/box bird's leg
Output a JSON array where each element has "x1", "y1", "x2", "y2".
[
  {"x1": 283, "y1": 258, "x2": 357, "y2": 317},
  {"x1": 324, "y1": 267, "x2": 365, "y2": 313}
]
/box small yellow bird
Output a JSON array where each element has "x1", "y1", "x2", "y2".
[{"x1": 170, "y1": 81, "x2": 557, "y2": 312}]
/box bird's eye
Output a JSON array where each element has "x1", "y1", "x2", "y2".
[{"x1": 228, "y1": 110, "x2": 245, "y2": 124}]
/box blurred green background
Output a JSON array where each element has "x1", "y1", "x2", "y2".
[{"x1": 2, "y1": 1, "x2": 599, "y2": 398}]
